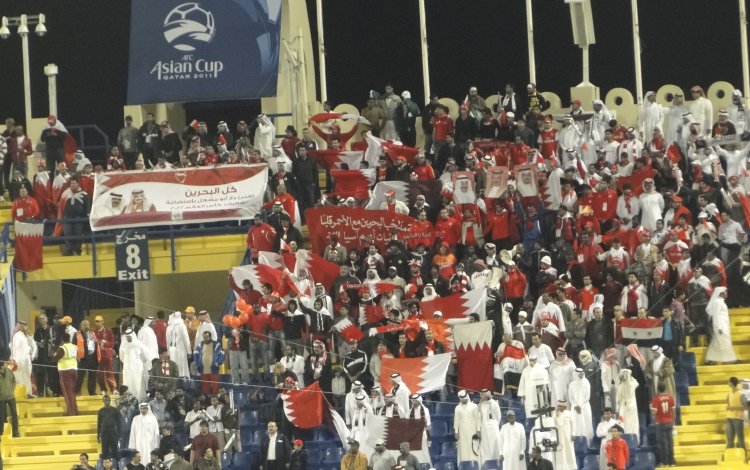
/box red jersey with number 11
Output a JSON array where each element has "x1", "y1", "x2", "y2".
[{"x1": 650, "y1": 393, "x2": 675, "y2": 424}]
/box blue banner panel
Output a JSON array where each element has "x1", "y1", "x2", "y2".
[{"x1": 127, "y1": 0, "x2": 281, "y2": 104}]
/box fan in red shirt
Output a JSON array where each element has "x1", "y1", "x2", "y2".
[
  {"x1": 578, "y1": 275, "x2": 599, "y2": 311},
  {"x1": 11, "y1": 187, "x2": 40, "y2": 222},
  {"x1": 405, "y1": 210, "x2": 434, "y2": 250},
  {"x1": 537, "y1": 116, "x2": 559, "y2": 159},
  {"x1": 246, "y1": 213, "x2": 277, "y2": 259},
  {"x1": 484, "y1": 204, "x2": 511, "y2": 246},
  {"x1": 605, "y1": 425, "x2": 630, "y2": 470},
  {"x1": 432, "y1": 107, "x2": 454, "y2": 143},
  {"x1": 609, "y1": 120, "x2": 628, "y2": 143},
  {"x1": 510, "y1": 136, "x2": 533, "y2": 167},
  {"x1": 434, "y1": 208, "x2": 460, "y2": 248},
  {"x1": 649, "y1": 382, "x2": 676, "y2": 467},
  {"x1": 412, "y1": 154, "x2": 435, "y2": 180}
]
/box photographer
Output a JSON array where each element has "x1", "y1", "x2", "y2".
[{"x1": 528, "y1": 446, "x2": 553, "y2": 470}]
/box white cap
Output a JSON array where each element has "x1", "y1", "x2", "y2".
[
  {"x1": 401, "y1": 90, "x2": 411, "y2": 99},
  {"x1": 457, "y1": 390, "x2": 468, "y2": 398},
  {"x1": 541, "y1": 255, "x2": 552, "y2": 265}
]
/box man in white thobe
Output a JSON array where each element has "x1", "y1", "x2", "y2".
[
  {"x1": 689, "y1": 86, "x2": 714, "y2": 135},
  {"x1": 665, "y1": 93, "x2": 689, "y2": 144},
  {"x1": 10, "y1": 321, "x2": 34, "y2": 397},
  {"x1": 499, "y1": 410, "x2": 527, "y2": 470},
  {"x1": 349, "y1": 394, "x2": 370, "y2": 444},
  {"x1": 379, "y1": 392, "x2": 405, "y2": 417},
  {"x1": 477, "y1": 389, "x2": 502, "y2": 464},
  {"x1": 138, "y1": 316, "x2": 159, "y2": 364},
  {"x1": 518, "y1": 355, "x2": 550, "y2": 425},
  {"x1": 407, "y1": 394, "x2": 432, "y2": 466},
  {"x1": 548, "y1": 348, "x2": 575, "y2": 405},
  {"x1": 568, "y1": 367, "x2": 594, "y2": 444},
  {"x1": 119, "y1": 329, "x2": 150, "y2": 401},
  {"x1": 345, "y1": 381, "x2": 366, "y2": 426},
  {"x1": 638, "y1": 91, "x2": 666, "y2": 143},
  {"x1": 454, "y1": 390, "x2": 481, "y2": 464},
  {"x1": 390, "y1": 373, "x2": 411, "y2": 417},
  {"x1": 638, "y1": 178, "x2": 664, "y2": 233},
  {"x1": 554, "y1": 400, "x2": 578, "y2": 470},
  {"x1": 166, "y1": 311, "x2": 191, "y2": 378},
  {"x1": 129, "y1": 403, "x2": 160, "y2": 460}
]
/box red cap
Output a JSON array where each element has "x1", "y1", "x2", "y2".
[
  {"x1": 385, "y1": 190, "x2": 396, "y2": 197},
  {"x1": 294, "y1": 439, "x2": 304, "y2": 446},
  {"x1": 271, "y1": 291, "x2": 281, "y2": 298}
]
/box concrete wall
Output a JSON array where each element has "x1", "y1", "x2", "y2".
[
  {"x1": 133, "y1": 270, "x2": 230, "y2": 318},
  {"x1": 16, "y1": 280, "x2": 63, "y2": 323}
]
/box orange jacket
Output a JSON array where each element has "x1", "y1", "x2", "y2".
[{"x1": 76, "y1": 330, "x2": 101, "y2": 361}]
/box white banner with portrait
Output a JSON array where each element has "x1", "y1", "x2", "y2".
[{"x1": 89, "y1": 164, "x2": 268, "y2": 231}]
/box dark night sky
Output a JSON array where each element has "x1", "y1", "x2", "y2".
[{"x1": 0, "y1": 0, "x2": 746, "y2": 141}]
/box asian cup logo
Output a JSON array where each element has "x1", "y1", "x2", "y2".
[{"x1": 163, "y1": 3, "x2": 215, "y2": 52}]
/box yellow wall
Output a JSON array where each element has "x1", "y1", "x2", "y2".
[{"x1": 16, "y1": 280, "x2": 62, "y2": 324}]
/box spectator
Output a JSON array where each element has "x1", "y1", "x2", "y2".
[
  {"x1": 650, "y1": 381, "x2": 676, "y2": 467},
  {"x1": 126, "y1": 451, "x2": 146, "y2": 470},
  {"x1": 190, "y1": 420, "x2": 220, "y2": 464},
  {"x1": 260, "y1": 421, "x2": 291, "y2": 470},
  {"x1": 129, "y1": 403, "x2": 160, "y2": 461},
  {"x1": 193, "y1": 331, "x2": 224, "y2": 395},
  {"x1": 340, "y1": 439, "x2": 368, "y2": 470},
  {"x1": 97, "y1": 395, "x2": 121, "y2": 460}
]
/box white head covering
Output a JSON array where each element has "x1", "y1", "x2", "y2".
[{"x1": 706, "y1": 287, "x2": 728, "y2": 319}]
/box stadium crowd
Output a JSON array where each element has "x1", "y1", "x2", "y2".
[{"x1": 2, "y1": 81, "x2": 750, "y2": 470}]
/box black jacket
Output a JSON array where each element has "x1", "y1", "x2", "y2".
[
  {"x1": 289, "y1": 448, "x2": 308, "y2": 470},
  {"x1": 260, "y1": 433, "x2": 291, "y2": 469}
]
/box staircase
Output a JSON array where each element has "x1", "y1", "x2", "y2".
[
  {"x1": 660, "y1": 308, "x2": 750, "y2": 469},
  {"x1": 1, "y1": 395, "x2": 101, "y2": 470}
]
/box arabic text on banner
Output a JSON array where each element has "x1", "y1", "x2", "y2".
[
  {"x1": 89, "y1": 164, "x2": 268, "y2": 231},
  {"x1": 304, "y1": 207, "x2": 416, "y2": 253}
]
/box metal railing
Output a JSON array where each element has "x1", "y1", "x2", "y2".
[
  {"x1": 67, "y1": 124, "x2": 110, "y2": 164},
  {"x1": 5, "y1": 218, "x2": 251, "y2": 277}
]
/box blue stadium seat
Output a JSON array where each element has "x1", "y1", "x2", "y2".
[
  {"x1": 431, "y1": 420, "x2": 449, "y2": 439},
  {"x1": 96, "y1": 460, "x2": 105, "y2": 470},
  {"x1": 437, "y1": 462, "x2": 456, "y2": 470},
  {"x1": 240, "y1": 410, "x2": 259, "y2": 428},
  {"x1": 233, "y1": 390, "x2": 248, "y2": 409},
  {"x1": 221, "y1": 451, "x2": 233, "y2": 469},
  {"x1": 633, "y1": 451, "x2": 656, "y2": 468},
  {"x1": 481, "y1": 460, "x2": 500, "y2": 470},
  {"x1": 583, "y1": 454, "x2": 599, "y2": 470},
  {"x1": 458, "y1": 461, "x2": 479, "y2": 470},
  {"x1": 623, "y1": 433, "x2": 638, "y2": 453},
  {"x1": 420, "y1": 464, "x2": 432, "y2": 470},
  {"x1": 323, "y1": 447, "x2": 345, "y2": 464},
  {"x1": 574, "y1": 435, "x2": 588, "y2": 468},
  {"x1": 233, "y1": 452, "x2": 252, "y2": 468},
  {"x1": 240, "y1": 429, "x2": 254, "y2": 448},
  {"x1": 118, "y1": 458, "x2": 129, "y2": 469},
  {"x1": 314, "y1": 427, "x2": 338, "y2": 442},
  {"x1": 307, "y1": 448, "x2": 322, "y2": 464},
  {"x1": 588, "y1": 436, "x2": 601, "y2": 450},
  {"x1": 441, "y1": 441, "x2": 457, "y2": 459},
  {"x1": 435, "y1": 402, "x2": 454, "y2": 417}
]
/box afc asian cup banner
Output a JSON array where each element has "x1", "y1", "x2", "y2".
[
  {"x1": 89, "y1": 164, "x2": 268, "y2": 231},
  {"x1": 127, "y1": 0, "x2": 281, "y2": 104}
]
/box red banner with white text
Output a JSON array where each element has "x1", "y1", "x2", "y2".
[{"x1": 305, "y1": 207, "x2": 416, "y2": 253}]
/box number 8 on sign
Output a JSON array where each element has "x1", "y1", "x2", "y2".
[{"x1": 126, "y1": 244, "x2": 141, "y2": 269}]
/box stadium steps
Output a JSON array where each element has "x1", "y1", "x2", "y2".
[
  {"x1": 656, "y1": 308, "x2": 750, "y2": 469},
  {"x1": 2, "y1": 395, "x2": 101, "y2": 469}
]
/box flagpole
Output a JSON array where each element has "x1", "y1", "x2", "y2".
[
  {"x1": 631, "y1": 0, "x2": 643, "y2": 104},
  {"x1": 740, "y1": 0, "x2": 750, "y2": 99},
  {"x1": 418, "y1": 0, "x2": 431, "y2": 101},
  {"x1": 316, "y1": 0, "x2": 327, "y2": 104},
  {"x1": 525, "y1": 0, "x2": 537, "y2": 85}
]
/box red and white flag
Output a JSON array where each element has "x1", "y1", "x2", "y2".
[
  {"x1": 453, "y1": 320, "x2": 494, "y2": 392},
  {"x1": 666, "y1": 144, "x2": 682, "y2": 164},
  {"x1": 332, "y1": 316, "x2": 364, "y2": 342},
  {"x1": 230, "y1": 265, "x2": 297, "y2": 297},
  {"x1": 14, "y1": 222, "x2": 43, "y2": 272},
  {"x1": 541, "y1": 167, "x2": 563, "y2": 210},
  {"x1": 419, "y1": 289, "x2": 487, "y2": 322},
  {"x1": 365, "y1": 181, "x2": 409, "y2": 210},
  {"x1": 330, "y1": 169, "x2": 375, "y2": 199},
  {"x1": 308, "y1": 149, "x2": 365, "y2": 170},
  {"x1": 282, "y1": 381, "x2": 325, "y2": 428},
  {"x1": 363, "y1": 131, "x2": 420, "y2": 166},
  {"x1": 258, "y1": 251, "x2": 283, "y2": 268},
  {"x1": 615, "y1": 166, "x2": 657, "y2": 197},
  {"x1": 620, "y1": 317, "x2": 663, "y2": 340},
  {"x1": 309, "y1": 112, "x2": 371, "y2": 125},
  {"x1": 380, "y1": 353, "x2": 452, "y2": 395},
  {"x1": 293, "y1": 249, "x2": 341, "y2": 291}
]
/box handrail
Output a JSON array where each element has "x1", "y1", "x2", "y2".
[{"x1": 8, "y1": 217, "x2": 251, "y2": 277}]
